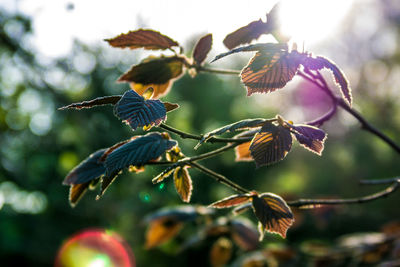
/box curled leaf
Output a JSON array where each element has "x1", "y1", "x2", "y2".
[
  {"x1": 209, "y1": 194, "x2": 252, "y2": 209},
  {"x1": 96, "y1": 173, "x2": 119, "y2": 200},
  {"x1": 193, "y1": 33, "x2": 213, "y2": 65},
  {"x1": 249, "y1": 122, "x2": 293, "y2": 167},
  {"x1": 173, "y1": 166, "x2": 193, "y2": 203},
  {"x1": 105, "y1": 29, "x2": 179, "y2": 50},
  {"x1": 104, "y1": 132, "x2": 177, "y2": 176},
  {"x1": 152, "y1": 167, "x2": 176, "y2": 184},
  {"x1": 69, "y1": 182, "x2": 91, "y2": 208},
  {"x1": 119, "y1": 56, "x2": 185, "y2": 98},
  {"x1": 114, "y1": 90, "x2": 167, "y2": 131},
  {"x1": 163, "y1": 102, "x2": 179, "y2": 112},
  {"x1": 58, "y1": 95, "x2": 121, "y2": 110},
  {"x1": 291, "y1": 124, "x2": 327, "y2": 155},
  {"x1": 251, "y1": 193, "x2": 294, "y2": 239},
  {"x1": 195, "y1": 118, "x2": 267, "y2": 149},
  {"x1": 63, "y1": 149, "x2": 107, "y2": 185}
]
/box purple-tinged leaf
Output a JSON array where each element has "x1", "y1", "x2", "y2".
[
  {"x1": 223, "y1": 19, "x2": 270, "y2": 50},
  {"x1": 251, "y1": 193, "x2": 294, "y2": 239},
  {"x1": 63, "y1": 148, "x2": 107, "y2": 185},
  {"x1": 249, "y1": 123, "x2": 293, "y2": 167},
  {"x1": 114, "y1": 90, "x2": 166, "y2": 131},
  {"x1": 231, "y1": 219, "x2": 259, "y2": 251},
  {"x1": 59, "y1": 95, "x2": 122, "y2": 110},
  {"x1": 104, "y1": 132, "x2": 177, "y2": 176},
  {"x1": 193, "y1": 33, "x2": 213, "y2": 65},
  {"x1": 291, "y1": 124, "x2": 327, "y2": 155}
]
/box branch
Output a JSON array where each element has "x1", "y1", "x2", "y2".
[
  {"x1": 288, "y1": 179, "x2": 400, "y2": 208},
  {"x1": 190, "y1": 162, "x2": 249, "y2": 194},
  {"x1": 197, "y1": 66, "x2": 241, "y2": 75},
  {"x1": 159, "y1": 123, "x2": 252, "y2": 144}
]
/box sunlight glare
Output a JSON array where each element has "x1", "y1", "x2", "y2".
[{"x1": 279, "y1": 0, "x2": 354, "y2": 45}]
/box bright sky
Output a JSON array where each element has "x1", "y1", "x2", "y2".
[{"x1": 3, "y1": 0, "x2": 354, "y2": 58}]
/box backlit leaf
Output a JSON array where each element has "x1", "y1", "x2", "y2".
[
  {"x1": 152, "y1": 167, "x2": 175, "y2": 184},
  {"x1": 114, "y1": 90, "x2": 166, "y2": 131},
  {"x1": 196, "y1": 118, "x2": 267, "y2": 149},
  {"x1": 241, "y1": 50, "x2": 301, "y2": 96},
  {"x1": 251, "y1": 193, "x2": 294, "y2": 239},
  {"x1": 145, "y1": 218, "x2": 183, "y2": 249},
  {"x1": 249, "y1": 123, "x2": 293, "y2": 167},
  {"x1": 291, "y1": 124, "x2": 327, "y2": 155},
  {"x1": 69, "y1": 182, "x2": 91, "y2": 208},
  {"x1": 63, "y1": 149, "x2": 107, "y2": 185},
  {"x1": 145, "y1": 205, "x2": 200, "y2": 223},
  {"x1": 96, "y1": 173, "x2": 119, "y2": 200},
  {"x1": 104, "y1": 132, "x2": 177, "y2": 176},
  {"x1": 58, "y1": 95, "x2": 121, "y2": 110},
  {"x1": 173, "y1": 166, "x2": 193, "y2": 203},
  {"x1": 105, "y1": 29, "x2": 179, "y2": 50},
  {"x1": 235, "y1": 141, "x2": 253, "y2": 162},
  {"x1": 302, "y1": 55, "x2": 352, "y2": 106},
  {"x1": 209, "y1": 194, "x2": 252, "y2": 208},
  {"x1": 209, "y1": 237, "x2": 233, "y2": 267},
  {"x1": 119, "y1": 56, "x2": 185, "y2": 98},
  {"x1": 163, "y1": 102, "x2": 179, "y2": 112},
  {"x1": 99, "y1": 138, "x2": 134, "y2": 163},
  {"x1": 193, "y1": 33, "x2": 213, "y2": 65},
  {"x1": 223, "y1": 19, "x2": 270, "y2": 50}
]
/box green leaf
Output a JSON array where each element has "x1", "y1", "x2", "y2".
[
  {"x1": 249, "y1": 122, "x2": 293, "y2": 167},
  {"x1": 105, "y1": 29, "x2": 179, "y2": 50},
  {"x1": 251, "y1": 193, "x2": 294, "y2": 239}
]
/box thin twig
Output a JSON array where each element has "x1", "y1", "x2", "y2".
[
  {"x1": 360, "y1": 177, "x2": 400, "y2": 185},
  {"x1": 190, "y1": 162, "x2": 249, "y2": 194},
  {"x1": 180, "y1": 143, "x2": 239, "y2": 163},
  {"x1": 197, "y1": 66, "x2": 241, "y2": 75},
  {"x1": 288, "y1": 181, "x2": 400, "y2": 208}
]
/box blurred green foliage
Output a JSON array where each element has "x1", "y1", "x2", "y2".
[{"x1": 0, "y1": 1, "x2": 400, "y2": 266}]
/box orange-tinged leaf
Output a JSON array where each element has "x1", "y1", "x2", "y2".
[
  {"x1": 249, "y1": 123, "x2": 293, "y2": 167},
  {"x1": 69, "y1": 182, "x2": 90, "y2": 207},
  {"x1": 152, "y1": 167, "x2": 175, "y2": 184},
  {"x1": 193, "y1": 33, "x2": 213, "y2": 65},
  {"x1": 251, "y1": 193, "x2": 294, "y2": 239},
  {"x1": 241, "y1": 51, "x2": 301, "y2": 96},
  {"x1": 105, "y1": 29, "x2": 179, "y2": 50},
  {"x1": 131, "y1": 82, "x2": 171, "y2": 99},
  {"x1": 235, "y1": 141, "x2": 253, "y2": 161},
  {"x1": 209, "y1": 237, "x2": 233, "y2": 267},
  {"x1": 145, "y1": 217, "x2": 183, "y2": 249},
  {"x1": 173, "y1": 166, "x2": 193, "y2": 203},
  {"x1": 209, "y1": 194, "x2": 251, "y2": 208}
]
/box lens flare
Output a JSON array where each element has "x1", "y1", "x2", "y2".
[{"x1": 55, "y1": 229, "x2": 135, "y2": 267}]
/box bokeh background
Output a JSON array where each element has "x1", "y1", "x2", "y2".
[{"x1": 0, "y1": 0, "x2": 400, "y2": 266}]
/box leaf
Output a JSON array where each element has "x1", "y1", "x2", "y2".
[
  {"x1": 114, "y1": 90, "x2": 167, "y2": 131},
  {"x1": 193, "y1": 33, "x2": 213, "y2": 65},
  {"x1": 249, "y1": 122, "x2": 293, "y2": 167},
  {"x1": 173, "y1": 166, "x2": 193, "y2": 203},
  {"x1": 104, "y1": 132, "x2": 177, "y2": 176},
  {"x1": 230, "y1": 219, "x2": 259, "y2": 251},
  {"x1": 302, "y1": 55, "x2": 352, "y2": 106},
  {"x1": 291, "y1": 124, "x2": 327, "y2": 155},
  {"x1": 251, "y1": 193, "x2": 294, "y2": 239},
  {"x1": 163, "y1": 102, "x2": 179, "y2": 112},
  {"x1": 145, "y1": 205, "x2": 200, "y2": 223},
  {"x1": 58, "y1": 95, "x2": 122, "y2": 110},
  {"x1": 223, "y1": 19, "x2": 270, "y2": 50},
  {"x1": 209, "y1": 194, "x2": 252, "y2": 208},
  {"x1": 119, "y1": 56, "x2": 185, "y2": 98},
  {"x1": 69, "y1": 182, "x2": 91, "y2": 208},
  {"x1": 235, "y1": 141, "x2": 253, "y2": 162},
  {"x1": 145, "y1": 217, "x2": 183, "y2": 249},
  {"x1": 195, "y1": 118, "x2": 267, "y2": 149},
  {"x1": 241, "y1": 50, "x2": 301, "y2": 96},
  {"x1": 99, "y1": 138, "x2": 133, "y2": 163},
  {"x1": 212, "y1": 43, "x2": 288, "y2": 63},
  {"x1": 63, "y1": 149, "x2": 107, "y2": 185},
  {"x1": 96, "y1": 173, "x2": 119, "y2": 200},
  {"x1": 152, "y1": 167, "x2": 176, "y2": 184},
  {"x1": 105, "y1": 29, "x2": 179, "y2": 50},
  {"x1": 209, "y1": 237, "x2": 233, "y2": 267}
]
